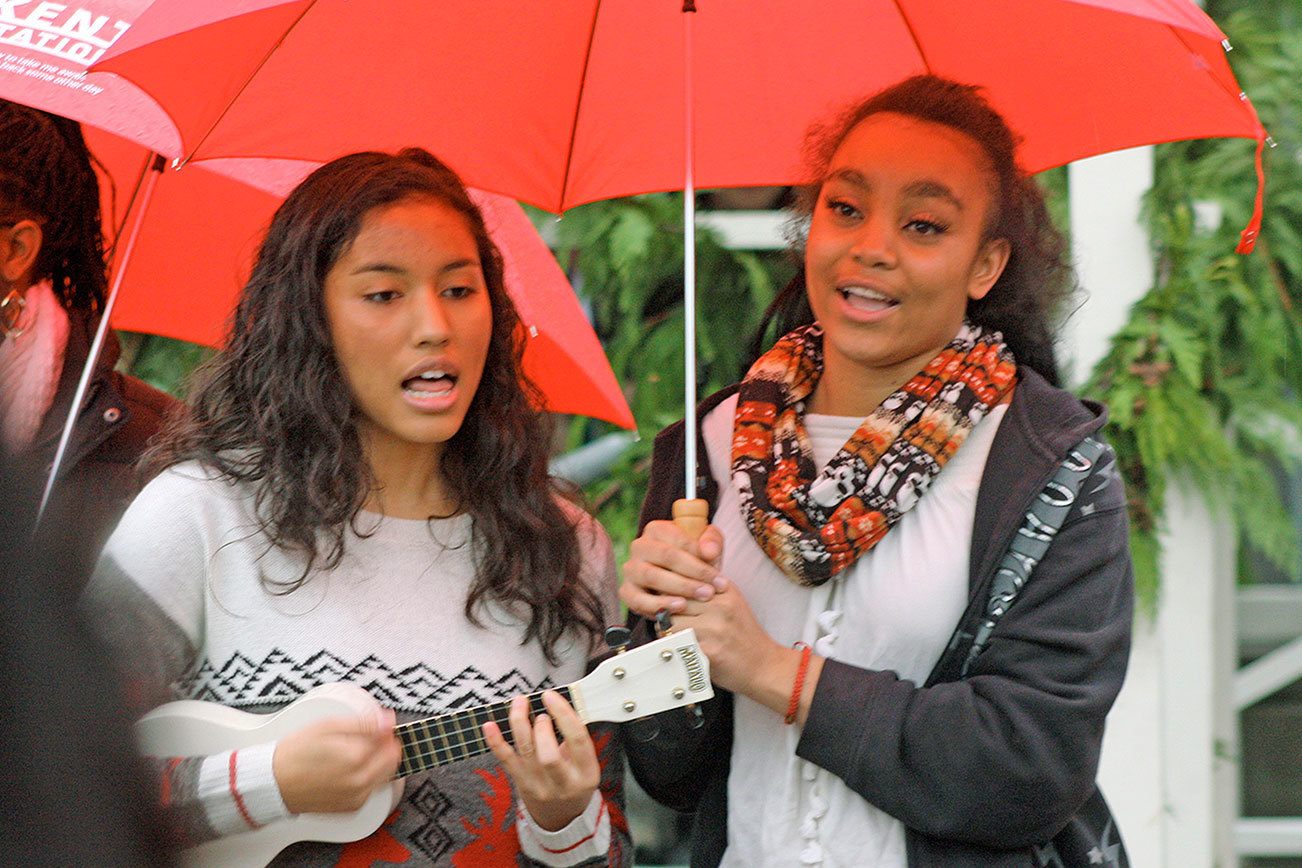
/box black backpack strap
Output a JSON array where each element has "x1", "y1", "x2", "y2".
[{"x1": 959, "y1": 436, "x2": 1110, "y2": 677}]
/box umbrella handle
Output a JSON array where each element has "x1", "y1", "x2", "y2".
[{"x1": 672, "y1": 497, "x2": 708, "y2": 542}]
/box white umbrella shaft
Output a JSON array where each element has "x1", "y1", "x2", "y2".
[
  {"x1": 35, "y1": 155, "x2": 165, "y2": 525},
  {"x1": 682, "y1": 3, "x2": 697, "y2": 500}
]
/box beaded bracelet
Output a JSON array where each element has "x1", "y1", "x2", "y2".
[{"x1": 785, "y1": 642, "x2": 812, "y2": 725}]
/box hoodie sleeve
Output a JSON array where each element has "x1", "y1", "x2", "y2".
[{"x1": 795, "y1": 458, "x2": 1133, "y2": 848}]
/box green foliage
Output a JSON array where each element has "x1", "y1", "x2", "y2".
[
  {"x1": 543, "y1": 194, "x2": 793, "y2": 560},
  {"x1": 1083, "y1": 10, "x2": 1302, "y2": 608},
  {"x1": 122, "y1": 333, "x2": 212, "y2": 398}
]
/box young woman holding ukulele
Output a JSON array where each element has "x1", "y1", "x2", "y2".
[
  {"x1": 85, "y1": 149, "x2": 629, "y2": 866},
  {"x1": 621, "y1": 77, "x2": 1133, "y2": 867}
]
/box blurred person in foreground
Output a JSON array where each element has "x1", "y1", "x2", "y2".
[{"x1": 0, "y1": 99, "x2": 178, "y2": 597}]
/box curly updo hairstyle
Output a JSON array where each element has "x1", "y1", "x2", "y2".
[{"x1": 756, "y1": 75, "x2": 1076, "y2": 384}]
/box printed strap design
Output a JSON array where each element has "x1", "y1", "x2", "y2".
[{"x1": 959, "y1": 436, "x2": 1110, "y2": 677}]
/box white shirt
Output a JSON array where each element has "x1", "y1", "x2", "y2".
[{"x1": 702, "y1": 395, "x2": 1007, "y2": 868}]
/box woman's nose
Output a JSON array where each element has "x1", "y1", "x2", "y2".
[
  {"x1": 412, "y1": 288, "x2": 451, "y2": 347},
  {"x1": 849, "y1": 214, "x2": 895, "y2": 268}
]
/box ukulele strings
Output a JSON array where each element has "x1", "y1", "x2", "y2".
[{"x1": 394, "y1": 687, "x2": 570, "y2": 758}]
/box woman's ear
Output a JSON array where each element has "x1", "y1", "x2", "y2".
[
  {"x1": 0, "y1": 219, "x2": 43, "y2": 287},
  {"x1": 967, "y1": 237, "x2": 1010, "y2": 302}
]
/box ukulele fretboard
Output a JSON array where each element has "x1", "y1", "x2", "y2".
[{"x1": 393, "y1": 686, "x2": 573, "y2": 778}]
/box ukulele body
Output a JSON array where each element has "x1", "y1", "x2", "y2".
[{"x1": 137, "y1": 682, "x2": 403, "y2": 868}]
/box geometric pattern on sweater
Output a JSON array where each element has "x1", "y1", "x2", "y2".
[
  {"x1": 406, "y1": 778, "x2": 456, "y2": 863},
  {"x1": 179, "y1": 648, "x2": 556, "y2": 714}
]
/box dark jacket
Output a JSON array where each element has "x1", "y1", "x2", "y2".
[
  {"x1": 625, "y1": 369, "x2": 1134, "y2": 867},
  {"x1": 17, "y1": 312, "x2": 178, "y2": 600}
]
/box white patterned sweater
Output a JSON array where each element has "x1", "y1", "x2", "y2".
[{"x1": 84, "y1": 462, "x2": 630, "y2": 866}]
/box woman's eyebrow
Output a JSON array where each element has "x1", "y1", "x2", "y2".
[
  {"x1": 440, "y1": 258, "x2": 479, "y2": 274},
  {"x1": 902, "y1": 180, "x2": 963, "y2": 211},
  {"x1": 825, "y1": 170, "x2": 963, "y2": 211},
  {"x1": 827, "y1": 167, "x2": 870, "y2": 190},
  {"x1": 349, "y1": 258, "x2": 479, "y2": 277},
  {"x1": 350, "y1": 262, "x2": 406, "y2": 276}
]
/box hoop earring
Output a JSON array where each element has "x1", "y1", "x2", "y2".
[{"x1": 0, "y1": 287, "x2": 29, "y2": 340}]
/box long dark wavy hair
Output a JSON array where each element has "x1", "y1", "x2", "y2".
[
  {"x1": 0, "y1": 100, "x2": 109, "y2": 311},
  {"x1": 149, "y1": 149, "x2": 604, "y2": 662},
  {"x1": 753, "y1": 76, "x2": 1076, "y2": 384}
]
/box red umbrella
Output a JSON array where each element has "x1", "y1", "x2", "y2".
[
  {"x1": 86, "y1": 130, "x2": 635, "y2": 430},
  {"x1": 91, "y1": 0, "x2": 1264, "y2": 212},
  {"x1": 1, "y1": 1, "x2": 636, "y2": 512},
  {"x1": 90, "y1": 0, "x2": 1269, "y2": 506}
]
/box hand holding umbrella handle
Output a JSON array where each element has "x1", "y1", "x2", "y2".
[
  {"x1": 655, "y1": 498, "x2": 710, "y2": 637},
  {"x1": 666, "y1": 496, "x2": 709, "y2": 728}
]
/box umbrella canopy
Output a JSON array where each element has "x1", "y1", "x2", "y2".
[
  {"x1": 90, "y1": 0, "x2": 1268, "y2": 505},
  {"x1": 84, "y1": 130, "x2": 635, "y2": 428},
  {"x1": 92, "y1": 0, "x2": 1264, "y2": 213},
  {"x1": 0, "y1": 0, "x2": 634, "y2": 430},
  {"x1": 0, "y1": 0, "x2": 179, "y2": 154}
]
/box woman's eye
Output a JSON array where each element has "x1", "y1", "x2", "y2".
[
  {"x1": 905, "y1": 218, "x2": 949, "y2": 236},
  {"x1": 443, "y1": 284, "x2": 476, "y2": 300},
  {"x1": 362, "y1": 289, "x2": 400, "y2": 303},
  {"x1": 824, "y1": 197, "x2": 860, "y2": 220}
]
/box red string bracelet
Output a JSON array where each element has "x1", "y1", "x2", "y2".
[{"x1": 785, "y1": 642, "x2": 812, "y2": 725}]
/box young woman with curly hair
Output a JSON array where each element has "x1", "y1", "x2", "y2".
[
  {"x1": 621, "y1": 76, "x2": 1133, "y2": 867},
  {"x1": 85, "y1": 149, "x2": 630, "y2": 866}
]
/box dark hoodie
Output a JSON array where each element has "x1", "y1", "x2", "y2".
[
  {"x1": 625, "y1": 368, "x2": 1133, "y2": 867},
  {"x1": 16, "y1": 311, "x2": 178, "y2": 600}
]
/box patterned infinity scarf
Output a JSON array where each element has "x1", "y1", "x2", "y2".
[{"x1": 731, "y1": 321, "x2": 1016, "y2": 586}]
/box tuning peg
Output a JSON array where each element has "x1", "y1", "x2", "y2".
[
  {"x1": 603, "y1": 626, "x2": 632, "y2": 653},
  {"x1": 654, "y1": 609, "x2": 674, "y2": 637}
]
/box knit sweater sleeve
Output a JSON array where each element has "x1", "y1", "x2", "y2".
[
  {"x1": 83, "y1": 465, "x2": 290, "y2": 847},
  {"x1": 518, "y1": 508, "x2": 632, "y2": 866}
]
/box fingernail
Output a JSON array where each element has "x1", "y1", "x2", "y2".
[
  {"x1": 694, "y1": 585, "x2": 713, "y2": 601},
  {"x1": 670, "y1": 598, "x2": 687, "y2": 612},
  {"x1": 376, "y1": 706, "x2": 394, "y2": 729},
  {"x1": 712, "y1": 575, "x2": 729, "y2": 592}
]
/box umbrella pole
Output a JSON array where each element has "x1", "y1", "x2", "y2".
[
  {"x1": 672, "y1": 0, "x2": 709, "y2": 542},
  {"x1": 35, "y1": 154, "x2": 167, "y2": 525}
]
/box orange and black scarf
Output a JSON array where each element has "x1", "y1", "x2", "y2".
[{"x1": 731, "y1": 322, "x2": 1016, "y2": 586}]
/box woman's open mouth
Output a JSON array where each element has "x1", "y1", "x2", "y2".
[{"x1": 401, "y1": 368, "x2": 459, "y2": 411}]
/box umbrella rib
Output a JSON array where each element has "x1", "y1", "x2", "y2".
[
  {"x1": 1165, "y1": 23, "x2": 1259, "y2": 114},
  {"x1": 891, "y1": 0, "x2": 934, "y2": 74},
  {"x1": 556, "y1": 0, "x2": 604, "y2": 211},
  {"x1": 184, "y1": 1, "x2": 320, "y2": 164}
]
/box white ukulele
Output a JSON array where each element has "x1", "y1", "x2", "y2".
[{"x1": 137, "y1": 629, "x2": 711, "y2": 867}]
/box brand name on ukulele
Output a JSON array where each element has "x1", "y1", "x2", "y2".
[{"x1": 678, "y1": 646, "x2": 707, "y2": 693}]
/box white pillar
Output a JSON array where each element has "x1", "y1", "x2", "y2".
[
  {"x1": 1156, "y1": 482, "x2": 1238, "y2": 867},
  {"x1": 1066, "y1": 146, "x2": 1237, "y2": 867},
  {"x1": 1063, "y1": 147, "x2": 1154, "y2": 381}
]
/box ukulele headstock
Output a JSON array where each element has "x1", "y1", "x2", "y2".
[{"x1": 574, "y1": 629, "x2": 712, "y2": 723}]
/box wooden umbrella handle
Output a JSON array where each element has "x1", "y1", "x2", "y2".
[
  {"x1": 656, "y1": 499, "x2": 709, "y2": 638},
  {"x1": 672, "y1": 498, "x2": 708, "y2": 542}
]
